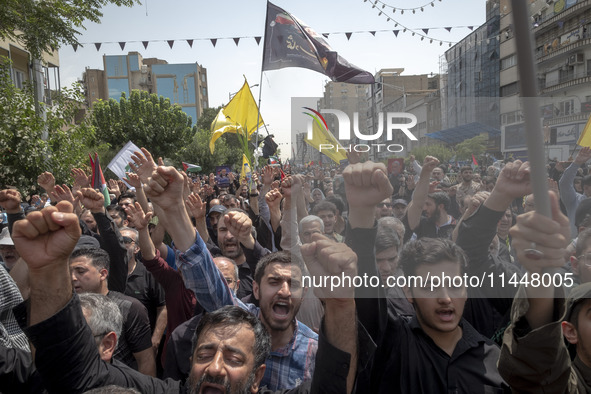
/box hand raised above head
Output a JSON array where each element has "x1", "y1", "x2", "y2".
[
  {"x1": 300, "y1": 233, "x2": 357, "y2": 301},
  {"x1": 143, "y1": 166, "x2": 185, "y2": 210},
  {"x1": 224, "y1": 211, "x2": 254, "y2": 249},
  {"x1": 343, "y1": 161, "x2": 393, "y2": 210},
  {"x1": 0, "y1": 189, "x2": 22, "y2": 213},
  {"x1": 125, "y1": 202, "x2": 153, "y2": 231},
  {"x1": 12, "y1": 201, "x2": 81, "y2": 272}
]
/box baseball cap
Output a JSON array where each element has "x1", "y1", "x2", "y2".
[
  {"x1": 565, "y1": 282, "x2": 591, "y2": 322},
  {"x1": 392, "y1": 199, "x2": 408, "y2": 207},
  {"x1": 74, "y1": 235, "x2": 101, "y2": 251},
  {"x1": 208, "y1": 205, "x2": 227, "y2": 217},
  {"x1": 0, "y1": 227, "x2": 14, "y2": 246}
]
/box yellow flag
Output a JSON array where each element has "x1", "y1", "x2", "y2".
[
  {"x1": 209, "y1": 79, "x2": 264, "y2": 153},
  {"x1": 240, "y1": 154, "x2": 252, "y2": 183},
  {"x1": 577, "y1": 113, "x2": 591, "y2": 147},
  {"x1": 304, "y1": 116, "x2": 348, "y2": 164},
  {"x1": 209, "y1": 109, "x2": 242, "y2": 153}
]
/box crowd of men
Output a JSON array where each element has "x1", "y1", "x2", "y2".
[{"x1": 2, "y1": 146, "x2": 591, "y2": 393}]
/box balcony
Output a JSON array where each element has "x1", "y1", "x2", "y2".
[
  {"x1": 536, "y1": 35, "x2": 591, "y2": 63},
  {"x1": 533, "y1": 0, "x2": 591, "y2": 36},
  {"x1": 540, "y1": 70, "x2": 591, "y2": 94}
]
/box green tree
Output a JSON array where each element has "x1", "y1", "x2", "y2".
[
  {"x1": 0, "y1": 58, "x2": 97, "y2": 192},
  {"x1": 91, "y1": 90, "x2": 197, "y2": 163},
  {"x1": 0, "y1": 0, "x2": 137, "y2": 59},
  {"x1": 409, "y1": 144, "x2": 455, "y2": 164},
  {"x1": 454, "y1": 134, "x2": 488, "y2": 161}
]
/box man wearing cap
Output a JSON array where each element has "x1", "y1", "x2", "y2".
[
  {"x1": 498, "y1": 190, "x2": 591, "y2": 391},
  {"x1": 392, "y1": 199, "x2": 408, "y2": 219},
  {"x1": 207, "y1": 204, "x2": 226, "y2": 246}
]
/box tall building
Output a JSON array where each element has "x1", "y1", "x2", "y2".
[
  {"x1": 366, "y1": 68, "x2": 439, "y2": 159},
  {"x1": 82, "y1": 52, "x2": 208, "y2": 124},
  {"x1": 436, "y1": 0, "x2": 501, "y2": 155},
  {"x1": 317, "y1": 81, "x2": 369, "y2": 142},
  {"x1": 500, "y1": 0, "x2": 591, "y2": 160},
  {"x1": 0, "y1": 37, "x2": 60, "y2": 105}
]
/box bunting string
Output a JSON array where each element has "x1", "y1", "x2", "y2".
[
  {"x1": 69, "y1": 24, "x2": 482, "y2": 52},
  {"x1": 366, "y1": 0, "x2": 443, "y2": 14},
  {"x1": 363, "y1": 0, "x2": 479, "y2": 47}
]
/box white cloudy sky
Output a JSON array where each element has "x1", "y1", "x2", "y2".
[{"x1": 58, "y1": 0, "x2": 487, "y2": 158}]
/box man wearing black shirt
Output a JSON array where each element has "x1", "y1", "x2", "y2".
[
  {"x1": 343, "y1": 161, "x2": 508, "y2": 393},
  {"x1": 70, "y1": 247, "x2": 156, "y2": 376},
  {"x1": 11, "y1": 186, "x2": 361, "y2": 393}
]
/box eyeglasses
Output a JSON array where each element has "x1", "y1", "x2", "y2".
[
  {"x1": 122, "y1": 236, "x2": 136, "y2": 244},
  {"x1": 224, "y1": 277, "x2": 235, "y2": 284}
]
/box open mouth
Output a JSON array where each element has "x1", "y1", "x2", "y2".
[
  {"x1": 436, "y1": 309, "x2": 455, "y2": 322},
  {"x1": 201, "y1": 384, "x2": 225, "y2": 394},
  {"x1": 272, "y1": 301, "x2": 290, "y2": 319}
]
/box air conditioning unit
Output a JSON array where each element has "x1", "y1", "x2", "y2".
[
  {"x1": 141, "y1": 65, "x2": 148, "y2": 74},
  {"x1": 568, "y1": 54, "x2": 577, "y2": 65}
]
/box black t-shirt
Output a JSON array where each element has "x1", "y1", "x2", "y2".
[
  {"x1": 125, "y1": 261, "x2": 166, "y2": 331},
  {"x1": 107, "y1": 291, "x2": 153, "y2": 370}
]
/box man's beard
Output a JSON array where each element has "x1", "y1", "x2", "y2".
[
  {"x1": 426, "y1": 207, "x2": 440, "y2": 224},
  {"x1": 188, "y1": 369, "x2": 257, "y2": 394},
  {"x1": 220, "y1": 241, "x2": 245, "y2": 259}
]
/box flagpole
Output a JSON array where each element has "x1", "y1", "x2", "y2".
[
  {"x1": 253, "y1": 1, "x2": 271, "y2": 173},
  {"x1": 511, "y1": 0, "x2": 550, "y2": 218}
]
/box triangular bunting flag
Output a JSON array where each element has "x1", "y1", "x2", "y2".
[
  {"x1": 345, "y1": 32, "x2": 352, "y2": 40},
  {"x1": 233, "y1": 37, "x2": 240, "y2": 45},
  {"x1": 187, "y1": 39, "x2": 193, "y2": 48},
  {"x1": 211, "y1": 38, "x2": 217, "y2": 47},
  {"x1": 393, "y1": 30, "x2": 399, "y2": 37},
  {"x1": 142, "y1": 41, "x2": 149, "y2": 49},
  {"x1": 445, "y1": 27, "x2": 452, "y2": 32},
  {"x1": 255, "y1": 36, "x2": 262, "y2": 45},
  {"x1": 322, "y1": 33, "x2": 329, "y2": 38},
  {"x1": 369, "y1": 31, "x2": 376, "y2": 36},
  {"x1": 119, "y1": 42, "x2": 126, "y2": 50},
  {"x1": 72, "y1": 43, "x2": 78, "y2": 52},
  {"x1": 94, "y1": 42, "x2": 102, "y2": 51},
  {"x1": 422, "y1": 28, "x2": 429, "y2": 34},
  {"x1": 167, "y1": 40, "x2": 174, "y2": 49},
  {"x1": 468, "y1": 26, "x2": 474, "y2": 31}
]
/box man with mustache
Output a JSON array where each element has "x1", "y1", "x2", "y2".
[{"x1": 11, "y1": 188, "x2": 360, "y2": 393}]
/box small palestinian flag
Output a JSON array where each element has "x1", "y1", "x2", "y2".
[
  {"x1": 182, "y1": 162, "x2": 202, "y2": 173},
  {"x1": 89, "y1": 153, "x2": 111, "y2": 207}
]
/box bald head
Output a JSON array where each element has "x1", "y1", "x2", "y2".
[{"x1": 214, "y1": 257, "x2": 239, "y2": 292}]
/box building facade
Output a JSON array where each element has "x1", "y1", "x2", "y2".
[
  {"x1": 0, "y1": 37, "x2": 60, "y2": 106},
  {"x1": 83, "y1": 52, "x2": 208, "y2": 124},
  {"x1": 500, "y1": 0, "x2": 591, "y2": 160}
]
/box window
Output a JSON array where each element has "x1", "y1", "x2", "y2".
[
  {"x1": 559, "y1": 99, "x2": 575, "y2": 116},
  {"x1": 13, "y1": 70, "x2": 24, "y2": 89},
  {"x1": 501, "y1": 55, "x2": 517, "y2": 70},
  {"x1": 500, "y1": 82, "x2": 519, "y2": 97}
]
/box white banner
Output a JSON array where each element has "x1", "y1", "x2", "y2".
[{"x1": 107, "y1": 141, "x2": 141, "y2": 186}]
